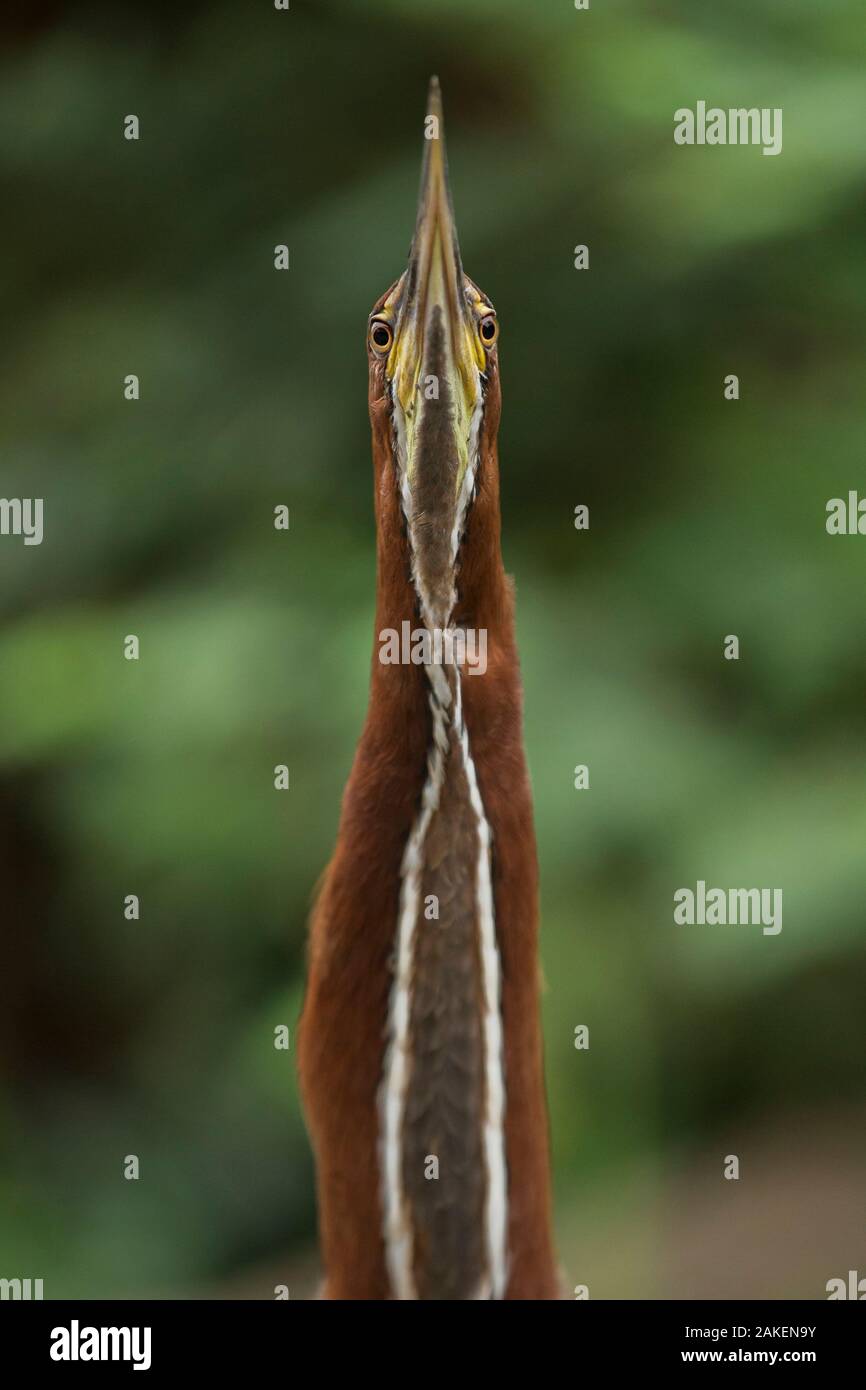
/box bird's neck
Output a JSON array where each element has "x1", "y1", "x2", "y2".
[
  {"x1": 367, "y1": 403, "x2": 529, "y2": 1299},
  {"x1": 298, "y1": 405, "x2": 559, "y2": 1299},
  {"x1": 370, "y1": 397, "x2": 512, "y2": 687}
]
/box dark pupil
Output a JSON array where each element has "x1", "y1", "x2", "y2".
[
  {"x1": 373, "y1": 326, "x2": 389, "y2": 347},
  {"x1": 482, "y1": 320, "x2": 495, "y2": 339}
]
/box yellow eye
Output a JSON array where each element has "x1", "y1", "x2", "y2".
[
  {"x1": 369, "y1": 319, "x2": 393, "y2": 354},
  {"x1": 479, "y1": 313, "x2": 498, "y2": 348}
]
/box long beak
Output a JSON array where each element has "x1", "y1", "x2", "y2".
[{"x1": 389, "y1": 77, "x2": 484, "y2": 418}]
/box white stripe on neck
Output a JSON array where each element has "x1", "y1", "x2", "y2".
[{"x1": 377, "y1": 389, "x2": 509, "y2": 1300}]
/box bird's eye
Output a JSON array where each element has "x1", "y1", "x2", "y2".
[
  {"x1": 479, "y1": 314, "x2": 498, "y2": 347},
  {"x1": 369, "y1": 320, "x2": 393, "y2": 354}
]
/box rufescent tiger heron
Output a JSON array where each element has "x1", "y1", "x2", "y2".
[{"x1": 298, "y1": 78, "x2": 559, "y2": 1300}]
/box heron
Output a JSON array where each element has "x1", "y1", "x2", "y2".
[{"x1": 298, "y1": 77, "x2": 559, "y2": 1300}]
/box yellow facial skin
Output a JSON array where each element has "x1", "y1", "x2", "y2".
[{"x1": 374, "y1": 283, "x2": 492, "y2": 497}]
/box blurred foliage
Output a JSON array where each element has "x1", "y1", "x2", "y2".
[{"x1": 1, "y1": 0, "x2": 865, "y2": 1297}]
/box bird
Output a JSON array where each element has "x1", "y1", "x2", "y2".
[{"x1": 298, "y1": 76, "x2": 559, "y2": 1300}]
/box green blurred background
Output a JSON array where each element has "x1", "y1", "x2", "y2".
[{"x1": 1, "y1": 0, "x2": 865, "y2": 1298}]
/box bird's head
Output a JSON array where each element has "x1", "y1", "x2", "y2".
[{"x1": 367, "y1": 78, "x2": 500, "y2": 625}]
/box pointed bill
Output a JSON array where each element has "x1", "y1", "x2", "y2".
[{"x1": 385, "y1": 78, "x2": 485, "y2": 510}]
